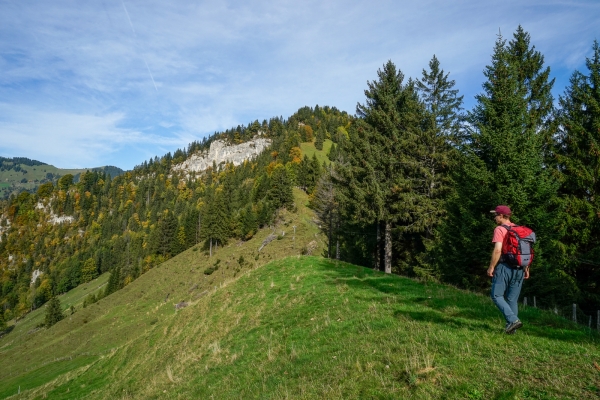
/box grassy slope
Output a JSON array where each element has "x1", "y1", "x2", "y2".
[
  {"x1": 1, "y1": 190, "x2": 600, "y2": 399},
  {"x1": 300, "y1": 140, "x2": 333, "y2": 166}
]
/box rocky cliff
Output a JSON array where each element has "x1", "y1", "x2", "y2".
[{"x1": 172, "y1": 138, "x2": 271, "y2": 177}]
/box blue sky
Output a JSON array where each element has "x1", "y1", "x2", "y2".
[{"x1": 0, "y1": 0, "x2": 598, "y2": 170}]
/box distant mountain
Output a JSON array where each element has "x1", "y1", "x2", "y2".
[{"x1": 0, "y1": 157, "x2": 124, "y2": 199}]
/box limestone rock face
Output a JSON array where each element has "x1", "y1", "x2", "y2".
[
  {"x1": 172, "y1": 138, "x2": 271, "y2": 176},
  {"x1": 31, "y1": 269, "x2": 43, "y2": 286}
]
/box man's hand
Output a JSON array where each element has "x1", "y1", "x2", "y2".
[
  {"x1": 487, "y1": 266, "x2": 495, "y2": 277},
  {"x1": 524, "y1": 267, "x2": 530, "y2": 279}
]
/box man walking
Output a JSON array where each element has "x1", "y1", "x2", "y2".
[{"x1": 487, "y1": 205, "x2": 529, "y2": 334}]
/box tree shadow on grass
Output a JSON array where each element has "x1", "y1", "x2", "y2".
[{"x1": 314, "y1": 259, "x2": 600, "y2": 344}]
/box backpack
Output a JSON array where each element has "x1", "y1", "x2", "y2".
[{"x1": 501, "y1": 224, "x2": 536, "y2": 268}]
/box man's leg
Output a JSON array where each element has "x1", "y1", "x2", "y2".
[
  {"x1": 490, "y1": 264, "x2": 518, "y2": 324},
  {"x1": 505, "y1": 268, "x2": 524, "y2": 320}
]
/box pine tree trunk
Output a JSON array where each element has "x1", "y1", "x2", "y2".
[
  {"x1": 336, "y1": 215, "x2": 340, "y2": 260},
  {"x1": 384, "y1": 220, "x2": 392, "y2": 274},
  {"x1": 328, "y1": 212, "x2": 332, "y2": 258},
  {"x1": 376, "y1": 221, "x2": 381, "y2": 270}
]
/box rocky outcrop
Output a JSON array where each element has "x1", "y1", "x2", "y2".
[
  {"x1": 172, "y1": 138, "x2": 271, "y2": 177},
  {"x1": 31, "y1": 269, "x2": 43, "y2": 285}
]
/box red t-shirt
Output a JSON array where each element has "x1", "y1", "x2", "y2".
[{"x1": 492, "y1": 222, "x2": 516, "y2": 243}]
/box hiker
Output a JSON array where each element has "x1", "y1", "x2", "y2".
[{"x1": 487, "y1": 205, "x2": 529, "y2": 334}]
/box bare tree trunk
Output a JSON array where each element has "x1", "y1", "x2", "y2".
[
  {"x1": 328, "y1": 212, "x2": 332, "y2": 258},
  {"x1": 335, "y1": 214, "x2": 340, "y2": 260},
  {"x1": 384, "y1": 220, "x2": 392, "y2": 274},
  {"x1": 376, "y1": 221, "x2": 381, "y2": 270}
]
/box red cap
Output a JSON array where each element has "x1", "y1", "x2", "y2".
[{"x1": 490, "y1": 205, "x2": 511, "y2": 215}]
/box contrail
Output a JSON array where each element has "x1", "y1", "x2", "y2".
[
  {"x1": 143, "y1": 57, "x2": 158, "y2": 91},
  {"x1": 121, "y1": 0, "x2": 158, "y2": 92},
  {"x1": 122, "y1": 0, "x2": 136, "y2": 36}
]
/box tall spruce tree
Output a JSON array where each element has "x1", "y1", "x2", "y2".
[
  {"x1": 267, "y1": 164, "x2": 294, "y2": 210},
  {"x1": 554, "y1": 40, "x2": 600, "y2": 309},
  {"x1": 336, "y1": 61, "x2": 424, "y2": 273},
  {"x1": 398, "y1": 55, "x2": 463, "y2": 278},
  {"x1": 416, "y1": 55, "x2": 463, "y2": 141},
  {"x1": 312, "y1": 166, "x2": 339, "y2": 259},
  {"x1": 432, "y1": 28, "x2": 560, "y2": 293}
]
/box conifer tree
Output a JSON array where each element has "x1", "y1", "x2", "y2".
[
  {"x1": 315, "y1": 126, "x2": 325, "y2": 150},
  {"x1": 44, "y1": 296, "x2": 64, "y2": 328},
  {"x1": 240, "y1": 205, "x2": 258, "y2": 240},
  {"x1": 394, "y1": 55, "x2": 463, "y2": 278},
  {"x1": 304, "y1": 154, "x2": 322, "y2": 194},
  {"x1": 416, "y1": 54, "x2": 463, "y2": 143},
  {"x1": 554, "y1": 40, "x2": 600, "y2": 308},
  {"x1": 205, "y1": 187, "x2": 230, "y2": 249},
  {"x1": 313, "y1": 166, "x2": 339, "y2": 258},
  {"x1": 267, "y1": 164, "x2": 294, "y2": 210},
  {"x1": 105, "y1": 267, "x2": 121, "y2": 296},
  {"x1": 432, "y1": 28, "x2": 560, "y2": 291},
  {"x1": 336, "y1": 61, "x2": 424, "y2": 273}
]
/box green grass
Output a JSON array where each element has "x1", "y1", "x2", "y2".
[
  {"x1": 300, "y1": 139, "x2": 333, "y2": 165},
  {"x1": 1, "y1": 189, "x2": 599, "y2": 399}
]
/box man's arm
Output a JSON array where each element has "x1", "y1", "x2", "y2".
[{"x1": 487, "y1": 241, "x2": 502, "y2": 277}]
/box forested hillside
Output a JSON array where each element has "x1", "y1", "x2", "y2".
[
  {"x1": 0, "y1": 156, "x2": 123, "y2": 200},
  {"x1": 0, "y1": 105, "x2": 350, "y2": 328},
  {"x1": 1, "y1": 26, "x2": 599, "y2": 334}
]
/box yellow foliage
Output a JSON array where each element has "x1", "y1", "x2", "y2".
[
  {"x1": 267, "y1": 161, "x2": 281, "y2": 175},
  {"x1": 289, "y1": 147, "x2": 302, "y2": 163}
]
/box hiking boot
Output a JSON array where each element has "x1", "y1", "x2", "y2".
[
  {"x1": 505, "y1": 320, "x2": 523, "y2": 334},
  {"x1": 504, "y1": 323, "x2": 517, "y2": 335}
]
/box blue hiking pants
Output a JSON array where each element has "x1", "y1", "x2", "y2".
[{"x1": 491, "y1": 263, "x2": 524, "y2": 324}]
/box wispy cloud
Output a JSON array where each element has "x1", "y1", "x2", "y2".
[{"x1": 0, "y1": 0, "x2": 598, "y2": 169}]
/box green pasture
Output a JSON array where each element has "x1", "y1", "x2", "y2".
[
  {"x1": 1, "y1": 189, "x2": 599, "y2": 399},
  {"x1": 300, "y1": 139, "x2": 333, "y2": 166}
]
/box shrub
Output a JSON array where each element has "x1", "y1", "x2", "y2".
[{"x1": 204, "y1": 259, "x2": 221, "y2": 275}]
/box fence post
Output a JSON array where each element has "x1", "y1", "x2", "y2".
[
  {"x1": 533, "y1": 296, "x2": 537, "y2": 308},
  {"x1": 523, "y1": 297, "x2": 527, "y2": 306},
  {"x1": 554, "y1": 306, "x2": 558, "y2": 315},
  {"x1": 572, "y1": 304, "x2": 577, "y2": 323}
]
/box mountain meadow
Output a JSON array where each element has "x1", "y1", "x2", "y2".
[
  {"x1": 1, "y1": 190, "x2": 599, "y2": 399},
  {"x1": 1, "y1": 27, "x2": 600, "y2": 398}
]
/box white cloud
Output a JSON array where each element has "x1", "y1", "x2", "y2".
[
  {"x1": 0, "y1": 0, "x2": 598, "y2": 169},
  {"x1": 0, "y1": 104, "x2": 183, "y2": 168}
]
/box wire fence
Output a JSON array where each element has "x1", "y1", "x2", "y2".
[{"x1": 522, "y1": 295, "x2": 600, "y2": 333}]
